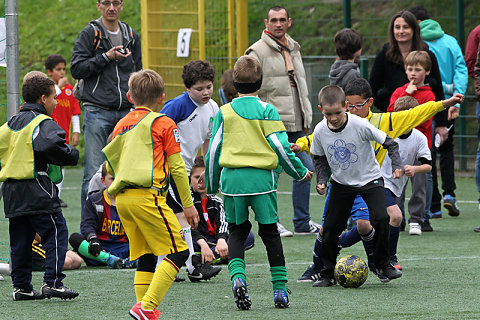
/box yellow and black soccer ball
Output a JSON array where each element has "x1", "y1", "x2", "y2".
[{"x1": 334, "y1": 255, "x2": 368, "y2": 288}]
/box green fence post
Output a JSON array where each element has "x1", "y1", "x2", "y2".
[
  {"x1": 360, "y1": 57, "x2": 368, "y2": 80},
  {"x1": 456, "y1": 0, "x2": 466, "y2": 170},
  {"x1": 343, "y1": 0, "x2": 351, "y2": 28}
]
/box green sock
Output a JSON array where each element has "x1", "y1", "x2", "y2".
[
  {"x1": 78, "y1": 240, "x2": 111, "y2": 264},
  {"x1": 270, "y1": 266, "x2": 287, "y2": 291},
  {"x1": 228, "y1": 258, "x2": 246, "y2": 284}
]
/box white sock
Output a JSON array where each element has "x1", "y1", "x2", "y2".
[
  {"x1": 183, "y1": 227, "x2": 195, "y2": 273},
  {"x1": 56, "y1": 168, "x2": 65, "y2": 197},
  {"x1": 155, "y1": 254, "x2": 167, "y2": 269}
]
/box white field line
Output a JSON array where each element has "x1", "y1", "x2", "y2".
[{"x1": 62, "y1": 187, "x2": 479, "y2": 204}]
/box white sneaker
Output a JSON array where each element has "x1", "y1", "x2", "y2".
[
  {"x1": 310, "y1": 220, "x2": 321, "y2": 229},
  {"x1": 294, "y1": 220, "x2": 321, "y2": 235},
  {"x1": 277, "y1": 223, "x2": 293, "y2": 237},
  {"x1": 409, "y1": 222, "x2": 422, "y2": 236},
  {"x1": 0, "y1": 275, "x2": 4, "y2": 281}
]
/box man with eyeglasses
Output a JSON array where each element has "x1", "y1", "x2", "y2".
[
  {"x1": 71, "y1": 0, "x2": 142, "y2": 211},
  {"x1": 246, "y1": 6, "x2": 318, "y2": 237}
]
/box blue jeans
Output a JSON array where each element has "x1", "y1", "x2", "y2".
[
  {"x1": 476, "y1": 102, "x2": 480, "y2": 202},
  {"x1": 81, "y1": 105, "x2": 130, "y2": 211},
  {"x1": 287, "y1": 131, "x2": 314, "y2": 232}
]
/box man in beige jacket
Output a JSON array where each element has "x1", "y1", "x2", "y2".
[{"x1": 246, "y1": 6, "x2": 318, "y2": 236}]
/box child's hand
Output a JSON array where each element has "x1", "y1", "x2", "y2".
[
  {"x1": 392, "y1": 168, "x2": 404, "y2": 179},
  {"x1": 290, "y1": 143, "x2": 301, "y2": 153},
  {"x1": 58, "y1": 77, "x2": 69, "y2": 88},
  {"x1": 405, "y1": 80, "x2": 417, "y2": 95},
  {"x1": 184, "y1": 206, "x2": 199, "y2": 229},
  {"x1": 316, "y1": 183, "x2": 326, "y2": 195},
  {"x1": 404, "y1": 165, "x2": 415, "y2": 177},
  {"x1": 448, "y1": 106, "x2": 460, "y2": 120},
  {"x1": 71, "y1": 132, "x2": 79, "y2": 146},
  {"x1": 197, "y1": 171, "x2": 206, "y2": 189},
  {"x1": 201, "y1": 244, "x2": 215, "y2": 264},
  {"x1": 215, "y1": 238, "x2": 228, "y2": 259},
  {"x1": 300, "y1": 170, "x2": 313, "y2": 181}
]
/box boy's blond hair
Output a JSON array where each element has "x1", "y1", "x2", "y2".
[
  {"x1": 404, "y1": 51, "x2": 431, "y2": 72},
  {"x1": 23, "y1": 71, "x2": 48, "y2": 81},
  {"x1": 128, "y1": 69, "x2": 164, "y2": 106},
  {"x1": 318, "y1": 85, "x2": 345, "y2": 107},
  {"x1": 233, "y1": 56, "x2": 262, "y2": 83},
  {"x1": 394, "y1": 96, "x2": 419, "y2": 112}
]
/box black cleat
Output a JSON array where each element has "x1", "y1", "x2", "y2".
[
  {"x1": 312, "y1": 277, "x2": 336, "y2": 287},
  {"x1": 232, "y1": 277, "x2": 251, "y2": 310},
  {"x1": 13, "y1": 288, "x2": 44, "y2": 301},
  {"x1": 375, "y1": 264, "x2": 402, "y2": 283},
  {"x1": 41, "y1": 283, "x2": 79, "y2": 300},
  {"x1": 297, "y1": 264, "x2": 321, "y2": 283},
  {"x1": 187, "y1": 263, "x2": 222, "y2": 282},
  {"x1": 421, "y1": 220, "x2": 433, "y2": 232},
  {"x1": 274, "y1": 289, "x2": 290, "y2": 308}
]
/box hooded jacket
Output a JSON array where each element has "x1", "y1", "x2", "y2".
[
  {"x1": 329, "y1": 60, "x2": 361, "y2": 90},
  {"x1": 71, "y1": 18, "x2": 142, "y2": 110},
  {"x1": 420, "y1": 19, "x2": 468, "y2": 99},
  {"x1": 1, "y1": 103, "x2": 79, "y2": 218},
  {"x1": 245, "y1": 31, "x2": 312, "y2": 131}
]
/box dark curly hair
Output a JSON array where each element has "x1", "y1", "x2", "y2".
[
  {"x1": 182, "y1": 60, "x2": 215, "y2": 88},
  {"x1": 45, "y1": 54, "x2": 66, "y2": 71},
  {"x1": 22, "y1": 76, "x2": 55, "y2": 103}
]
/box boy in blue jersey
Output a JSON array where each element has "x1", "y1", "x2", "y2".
[
  {"x1": 69, "y1": 162, "x2": 135, "y2": 269},
  {"x1": 206, "y1": 56, "x2": 312, "y2": 310},
  {"x1": 161, "y1": 60, "x2": 221, "y2": 281}
]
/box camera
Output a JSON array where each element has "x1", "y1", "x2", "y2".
[{"x1": 117, "y1": 48, "x2": 127, "y2": 55}]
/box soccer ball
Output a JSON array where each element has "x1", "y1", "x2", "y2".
[{"x1": 334, "y1": 255, "x2": 368, "y2": 288}]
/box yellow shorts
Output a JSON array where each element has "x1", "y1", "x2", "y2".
[{"x1": 115, "y1": 188, "x2": 188, "y2": 260}]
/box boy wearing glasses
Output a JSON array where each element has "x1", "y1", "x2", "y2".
[
  {"x1": 293, "y1": 78, "x2": 462, "y2": 284},
  {"x1": 71, "y1": 0, "x2": 142, "y2": 212}
]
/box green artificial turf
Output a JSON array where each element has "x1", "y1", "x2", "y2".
[{"x1": 0, "y1": 168, "x2": 479, "y2": 319}]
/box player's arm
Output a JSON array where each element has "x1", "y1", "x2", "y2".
[
  {"x1": 293, "y1": 134, "x2": 313, "y2": 154},
  {"x1": 382, "y1": 136, "x2": 403, "y2": 179},
  {"x1": 80, "y1": 195, "x2": 101, "y2": 240},
  {"x1": 167, "y1": 152, "x2": 198, "y2": 228},
  {"x1": 267, "y1": 131, "x2": 310, "y2": 181},
  {"x1": 34, "y1": 120, "x2": 79, "y2": 167},
  {"x1": 205, "y1": 112, "x2": 224, "y2": 195},
  {"x1": 313, "y1": 155, "x2": 328, "y2": 195}
]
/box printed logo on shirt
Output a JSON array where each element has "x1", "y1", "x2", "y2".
[
  {"x1": 208, "y1": 117, "x2": 214, "y2": 131},
  {"x1": 173, "y1": 128, "x2": 180, "y2": 143},
  {"x1": 65, "y1": 88, "x2": 72, "y2": 96},
  {"x1": 327, "y1": 139, "x2": 358, "y2": 170},
  {"x1": 189, "y1": 114, "x2": 198, "y2": 122}
]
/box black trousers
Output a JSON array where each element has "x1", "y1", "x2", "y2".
[
  {"x1": 9, "y1": 212, "x2": 68, "y2": 290},
  {"x1": 320, "y1": 179, "x2": 390, "y2": 278}
]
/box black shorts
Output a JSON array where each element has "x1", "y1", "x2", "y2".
[
  {"x1": 166, "y1": 178, "x2": 184, "y2": 214},
  {"x1": 32, "y1": 242, "x2": 46, "y2": 271}
]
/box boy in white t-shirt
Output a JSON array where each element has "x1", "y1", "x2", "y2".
[
  {"x1": 381, "y1": 96, "x2": 433, "y2": 268},
  {"x1": 310, "y1": 85, "x2": 404, "y2": 286}
]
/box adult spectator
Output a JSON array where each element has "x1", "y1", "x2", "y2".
[
  {"x1": 409, "y1": 6, "x2": 467, "y2": 218},
  {"x1": 71, "y1": 0, "x2": 142, "y2": 211},
  {"x1": 246, "y1": 6, "x2": 318, "y2": 236},
  {"x1": 369, "y1": 10, "x2": 448, "y2": 232},
  {"x1": 465, "y1": 24, "x2": 480, "y2": 221}
]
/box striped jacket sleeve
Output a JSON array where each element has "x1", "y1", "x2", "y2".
[{"x1": 205, "y1": 110, "x2": 224, "y2": 195}]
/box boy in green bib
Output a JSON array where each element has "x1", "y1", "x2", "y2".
[{"x1": 205, "y1": 56, "x2": 312, "y2": 310}]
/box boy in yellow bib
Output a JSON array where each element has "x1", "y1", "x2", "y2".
[
  {"x1": 102, "y1": 69, "x2": 199, "y2": 320},
  {"x1": 205, "y1": 56, "x2": 312, "y2": 310}
]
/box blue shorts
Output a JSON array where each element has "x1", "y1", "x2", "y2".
[
  {"x1": 321, "y1": 186, "x2": 370, "y2": 226},
  {"x1": 384, "y1": 188, "x2": 397, "y2": 207}
]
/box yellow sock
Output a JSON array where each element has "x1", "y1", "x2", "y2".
[
  {"x1": 134, "y1": 271, "x2": 154, "y2": 303},
  {"x1": 141, "y1": 258, "x2": 179, "y2": 310}
]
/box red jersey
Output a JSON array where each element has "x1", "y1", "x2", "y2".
[
  {"x1": 51, "y1": 84, "x2": 81, "y2": 144},
  {"x1": 387, "y1": 83, "x2": 436, "y2": 148}
]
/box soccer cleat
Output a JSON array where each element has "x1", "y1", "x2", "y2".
[
  {"x1": 312, "y1": 277, "x2": 336, "y2": 287},
  {"x1": 294, "y1": 221, "x2": 320, "y2": 235},
  {"x1": 106, "y1": 255, "x2": 123, "y2": 269},
  {"x1": 187, "y1": 263, "x2": 222, "y2": 282},
  {"x1": 474, "y1": 226, "x2": 480, "y2": 233},
  {"x1": 232, "y1": 277, "x2": 251, "y2": 310},
  {"x1": 174, "y1": 275, "x2": 186, "y2": 282},
  {"x1": 429, "y1": 211, "x2": 442, "y2": 219},
  {"x1": 390, "y1": 255, "x2": 402, "y2": 271},
  {"x1": 13, "y1": 288, "x2": 44, "y2": 301},
  {"x1": 408, "y1": 222, "x2": 422, "y2": 236},
  {"x1": 129, "y1": 302, "x2": 161, "y2": 320},
  {"x1": 59, "y1": 199, "x2": 68, "y2": 208},
  {"x1": 41, "y1": 283, "x2": 79, "y2": 300},
  {"x1": 297, "y1": 264, "x2": 321, "y2": 283},
  {"x1": 375, "y1": 264, "x2": 402, "y2": 283},
  {"x1": 443, "y1": 195, "x2": 460, "y2": 217},
  {"x1": 421, "y1": 220, "x2": 433, "y2": 232},
  {"x1": 277, "y1": 222, "x2": 293, "y2": 237},
  {"x1": 274, "y1": 289, "x2": 290, "y2": 308},
  {"x1": 122, "y1": 258, "x2": 138, "y2": 269}
]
